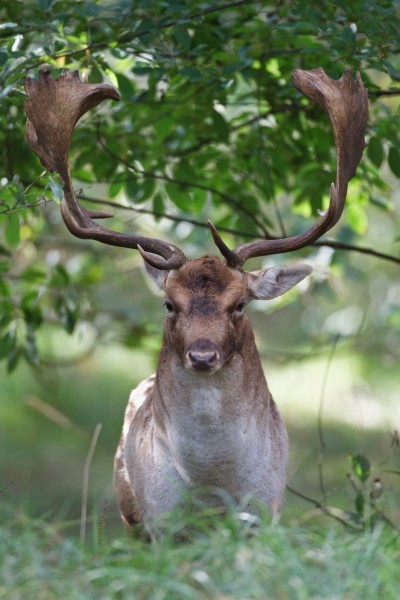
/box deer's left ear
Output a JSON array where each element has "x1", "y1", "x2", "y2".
[
  {"x1": 247, "y1": 264, "x2": 312, "y2": 300},
  {"x1": 142, "y1": 254, "x2": 169, "y2": 290}
]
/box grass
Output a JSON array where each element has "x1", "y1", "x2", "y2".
[
  {"x1": 1, "y1": 502, "x2": 399, "y2": 600},
  {"x1": 1, "y1": 343, "x2": 399, "y2": 598}
]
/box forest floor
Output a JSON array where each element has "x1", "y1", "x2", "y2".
[{"x1": 1, "y1": 503, "x2": 399, "y2": 600}]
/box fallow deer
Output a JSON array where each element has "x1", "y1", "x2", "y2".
[{"x1": 25, "y1": 67, "x2": 368, "y2": 529}]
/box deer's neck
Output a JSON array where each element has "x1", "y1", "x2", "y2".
[
  {"x1": 155, "y1": 319, "x2": 268, "y2": 416},
  {"x1": 151, "y1": 321, "x2": 273, "y2": 487}
]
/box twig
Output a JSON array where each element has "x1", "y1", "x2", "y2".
[
  {"x1": 312, "y1": 240, "x2": 400, "y2": 265},
  {"x1": 15, "y1": 178, "x2": 400, "y2": 265},
  {"x1": 0, "y1": 197, "x2": 49, "y2": 215},
  {"x1": 286, "y1": 484, "x2": 362, "y2": 530},
  {"x1": 81, "y1": 194, "x2": 257, "y2": 238},
  {"x1": 80, "y1": 423, "x2": 102, "y2": 545},
  {"x1": 26, "y1": 395, "x2": 87, "y2": 439},
  {"x1": 172, "y1": 103, "x2": 302, "y2": 158},
  {"x1": 81, "y1": 194, "x2": 400, "y2": 265},
  {"x1": 0, "y1": 481, "x2": 14, "y2": 493},
  {"x1": 368, "y1": 89, "x2": 400, "y2": 97}
]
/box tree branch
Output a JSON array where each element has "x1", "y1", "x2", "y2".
[
  {"x1": 286, "y1": 484, "x2": 363, "y2": 531},
  {"x1": 0, "y1": 197, "x2": 48, "y2": 215},
  {"x1": 46, "y1": 0, "x2": 264, "y2": 63},
  {"x1": 80, "y1": 194, "x2": 256, "y2": 239},
  {"x1": 97, "y1": 138, "x2": 272, "y2": 238},
  {"x1": 368, "y1": 89, "x2": 400, "y2": 97},
  {"x1": 118, "y1": 0, "x2": 266, "y2": 45},
  {"x1": 15, "y1": 180, "x2": 400, "y2": 266},
  {"x1": 79, "y1": 194, "x2": 400, "y2": 265},
  {"x1": 312, "y1": 240, "x2": 400, "y2": 265},
  {"x1": 172, "y1": 102, "x2": 302, "y2": 158}
]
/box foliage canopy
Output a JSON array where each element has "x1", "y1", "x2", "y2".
[{"x1": 1, "y1": 0, "x2": 400, "y2": 370}]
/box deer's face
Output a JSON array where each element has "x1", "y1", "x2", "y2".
[
  {"x1": 145, "y1": 256, "x2": 311, "y2": 374},
  {"x1": 162, "y1": 257, "x2": 247, "y2": 373}
]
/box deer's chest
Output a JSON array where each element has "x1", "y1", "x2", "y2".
[{"x1": 161, "y1": 384, "x2": 266, "y2": 488}]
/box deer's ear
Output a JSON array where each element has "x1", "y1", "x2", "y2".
[
  {"x1": 142, "y1": 255, "x2": 169, "y2": 290},
  {"x1": 247, "y1": 264, "x2": 312, "y2": 300}
]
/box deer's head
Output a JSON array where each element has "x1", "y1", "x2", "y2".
[
  {"x1": 25, "y1": 68, "x2": 368, "y2": 374},
  {"x1": 144, "y1": 255, "x2": 311, "y2": 373}
]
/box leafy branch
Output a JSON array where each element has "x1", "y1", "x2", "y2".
[
  {"x1": 97, "y1": 137, "x2": 272, "y2": 237},
  {"x1": 79, "y1": 194, "x2": 400, "y2": 265}
]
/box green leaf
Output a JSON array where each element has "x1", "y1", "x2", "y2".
[
  {"x1": 212, "y1": 109, "x2": 229, "y2": 143},
  {"x1": 165, "y1": 181, "x2": 192, "y2": 211},
  {"x1": 191, "y1": 187, "x2": 207, "y2": 213},
  {"x1": 125, "y1": 178, "x2": 140, "y2": 200},
  {"x1": 116, "y1": 72, "x2": 134, "y2": 96},
  {"x1": 355, "y1": 491, "x2": 365, "y2": 517},
  {"x1": 382, "y1": 59, "x2": 400, "y2": 81},
  {"x1": 180, "y1": 66, "x2": 202, "y2": 82},
  {"x1": 173, "y1": 26, "x2": 192, "y2": 50},
  {"x1": 0, "y1": 334, "x2": 12, "y2": 360},
  {"x1": 49, "y1": 177, "x2": 64, "y2": 203},
  {"x1": 74, "y1": 169, "x2": 95, "y2": 183},
  {"x1": 370, "y1": 195, "x2": 393, "y2": 211},
  {"x1": 50, "y1": 265, "x2": 70, "y2": 286},
  {"x1": 7, "y1": 346, "x2": 21, "y2": 373},
  {"x1": 349, "y1": 454, "x2": 371, "y2": 483},
  {"x1": 21, "y1": 292, "x2": 43, "y2": 328},
  {"x1": 126, "y1": 178, "x2": 156, "y2": 203},
  {"x1": 294, "y1": 21, "x2": 316, "y2": 34},
  {"x1": 0, "y1": 277, "x2": 10, "y2": 297},
  {"x1": 109, "y1": 179, "x2": 124, "y2": 198},
  {"x1": 23, "y1": 326, "x2": 40, "y2": 366},
  {"x1": 388, "y1": 146, "x2": 400, "y2": 178},
  {"x1": 65, "y1": 306, "x2": 78, "y2": 334},
  {"x1": 5, "y1": 214, "x2": 20, "y2": 248},
  {"x1": 153, "y1": 193, "x2": 165, "y2": 219},
  {"x1": 367, "y1": 137, "x2": 384, "y2": 168}
]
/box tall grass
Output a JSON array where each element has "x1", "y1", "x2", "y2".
[{"x1": 1, "y1": 501, "x2": 398, "y2": 600}]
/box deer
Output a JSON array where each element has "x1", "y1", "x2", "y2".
[{"x1": 25, "y1": 67, "x2": 368, "y2": 530}]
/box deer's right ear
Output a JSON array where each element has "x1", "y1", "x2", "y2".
[
  {"x1": 143, "y1": 256, "x2": 169, "y2": 290},
  {"x1": 247, "y1": 264, "x2": 312, "y2": 300}
]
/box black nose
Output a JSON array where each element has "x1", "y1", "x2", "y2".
[{"x1": 186, "y1": 339, "x2": 220, "y2": 372}]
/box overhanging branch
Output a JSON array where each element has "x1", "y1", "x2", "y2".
[
  {"x1": 14, "y1": 180, "x2": 400, "y2": 265},
  {"x1": 97, "y1": 138, "x2": 272, "y2": 238},
  {"x1": 80, "y1": 195, "x2": 400, "y2": 265}
]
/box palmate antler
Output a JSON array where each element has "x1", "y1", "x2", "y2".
[
  {"x1": 25, "y1": 67, "x2": 368, "y2": 270},
  {"x1": 25, "y1": 69, "x2": 187, "y2": 270},
  {"x1": 210, "y1": 68, "x2": 369, "y2": 268}
]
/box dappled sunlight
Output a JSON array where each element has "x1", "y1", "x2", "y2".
[{"x1": 267, "y1": 354, "x2": 399, "y2": 431}]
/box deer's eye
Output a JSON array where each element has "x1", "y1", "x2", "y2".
[
  {"x1": 164, "y1": 300, "x2": 175, "y2": 314},
  {"x1": 234, "y1": 301, "x2": 245, "y2": 315}
]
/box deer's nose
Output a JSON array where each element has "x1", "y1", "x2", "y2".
[{"x1": 186, "y1": 339, "x2": 220, "y2": 372}]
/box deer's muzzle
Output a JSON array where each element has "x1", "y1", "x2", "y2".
[{"x1": 185, "y1": 339, "x2": 221, "y2": 373}]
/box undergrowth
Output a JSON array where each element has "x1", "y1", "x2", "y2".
[{"x1": 1, "y1": 501, "x2": 399, "y2": 600}]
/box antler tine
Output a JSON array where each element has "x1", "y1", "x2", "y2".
[
  {"x1": 207, "y1": 221, "x2": 243, "y2": 268},
  {"x1": 25, "y1": 69, "x2": 187, "y2": 270},
  {"x1": 213, "y1": 68, "x2": 368, "y2": 269}
]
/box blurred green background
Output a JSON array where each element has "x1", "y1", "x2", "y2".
[{"x1": 1, "y1": 0, "x2": 400, "y2": 535}]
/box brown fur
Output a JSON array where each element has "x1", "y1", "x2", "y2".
[{"x1": 114, "y1": 257, "x2": 311, "y2": 530}]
